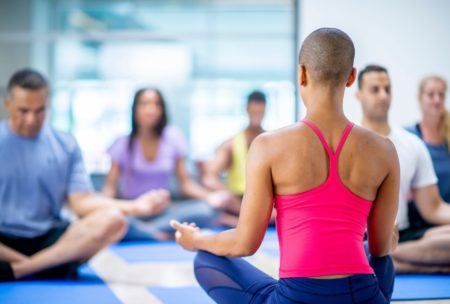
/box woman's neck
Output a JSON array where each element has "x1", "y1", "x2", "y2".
[
  {"x1": 138, "y1": 128, "x2": 159, "y2": 140},
  {"x1": 305, "y1": 94, "x2": 347, "y2": 129},
  {"x1": 305, "y1": 84, "x2": 346, "y2": 118}
]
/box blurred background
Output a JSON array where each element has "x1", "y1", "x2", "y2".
[{"x1": 0, "y1": 0, "x2": 449, "y2": 182}]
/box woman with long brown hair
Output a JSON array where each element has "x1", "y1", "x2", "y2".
[{"x1": 103, "y1": 88, "x2": 232, "y2": 240}]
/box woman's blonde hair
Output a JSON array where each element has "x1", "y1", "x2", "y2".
[{"x1": 419, "y1": 75, "x2": 449, "y2": 151}]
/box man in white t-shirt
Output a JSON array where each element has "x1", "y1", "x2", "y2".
[{"x1": 357, "y1": 65, "x2": 450, "y2": 273}]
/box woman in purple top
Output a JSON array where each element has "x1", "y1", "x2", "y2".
[{"x1": 103, "y1": 88, "x2": 231, "y2": 240}]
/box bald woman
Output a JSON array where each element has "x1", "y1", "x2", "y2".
[{"x1": 171, "y1": 28, "x2": 399, "y2": 304}]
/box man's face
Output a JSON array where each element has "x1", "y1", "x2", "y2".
[
  {"x1": 247, "y1": 101, "x2": 266, "y2": 128},
  {"x1": 4, "y1": 86, "x2": 48, "y2": 137},
  {"x1": 419, "y1": 79, "x2": 446, "y2": 119},
  {"x1": 356, "y1": 71, "x2": 391, "y2": 122}
]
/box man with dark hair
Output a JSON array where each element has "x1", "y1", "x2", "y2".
[
  {"x1": 357, "y1": 65, "x2": 388, "y2": 89},
  {"x1": 203, "y1": 90, "x2": 266, "y2": 196},
  {"x1": 357, "y1": 64, "x2": 450, "y2": 273},
  {"x1": 0, "y1": 68, "x2": 169, "y2": 281},
  {"x1": 246, "y1": 91, "x2": 266, "y2": 106},
  {"x1": 201, "y1": 90, "x2": 266, "y2": 225}
]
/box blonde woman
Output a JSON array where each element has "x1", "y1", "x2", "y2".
[{"x1": 407, "y1": 76, "x2": 450, "y2": 202}]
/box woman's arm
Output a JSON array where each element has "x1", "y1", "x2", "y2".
[
  {"x1": 413, "y1": 185, "x2": 450, "y2": 225},
  {"x1": 175, "y1": 157, "x2": 235, "y2": 209},
  {"x1": 176, "y1": 157, "x2": 212, "y2": 200},
  {"x1": 367, "y1": 139, "x2": 400, "y2": 257},
  {"x1": 171, "y1": 135, "x2": 273, "y2": 257}
]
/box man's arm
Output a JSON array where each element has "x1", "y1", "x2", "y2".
[
  {"x1": 0, "y1": 243, "x2": 28, "y2": 263},
  {"x1": 202, "y1": 140, "x2": 232, "y2": 190},
  {"x1": 68, "y1": 190, "x2": 170, "y2": 218},
  {"x1": 413, "y1": 185, "x2": 450, "y2": 225},
  {"x1": 67, "y1": 137, "x2": 169, "y2": 218}
]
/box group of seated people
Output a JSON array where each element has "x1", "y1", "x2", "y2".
[
  {"x1": 100, "y1": 87, "x2": 268, "y2": 240},
  {"x1": 0, "y1": 57, "x2": 449, "y2": 283}
]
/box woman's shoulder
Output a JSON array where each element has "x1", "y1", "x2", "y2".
[
  {"x1": 352, "y1": 124, "x2": 393, "y2": 147},
  {"x1": 351, "y1": 125, "x2": 398, "y2": 163},
  {"x1": 109, "y1": 135, "x2": 133, "y2": 151}
]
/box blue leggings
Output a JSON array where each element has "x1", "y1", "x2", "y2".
[{"x1": 194, "y1": 251, "x2": 394, "y2": 304}]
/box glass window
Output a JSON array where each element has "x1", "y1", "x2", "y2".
[{"x1": 1, "y1": 0, "x2": 298, "y2": 174}]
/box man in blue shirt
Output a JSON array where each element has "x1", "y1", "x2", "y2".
[{"x1": 0, "y1": 69, "x2": 170, "y2": 281}]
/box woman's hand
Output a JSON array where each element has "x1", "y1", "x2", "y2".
[
  {"x1": 170, "y1": 220, "x2": 200, "y2": 251},
  {"x1": 133, "y1": 189, "x2": 170, "y2": 217}
]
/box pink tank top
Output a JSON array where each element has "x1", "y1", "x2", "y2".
[{"x1": 275, "y1": 119, "x2": 374, "y2": 278}]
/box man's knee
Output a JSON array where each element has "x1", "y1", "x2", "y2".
[
  {"x1": 392, "y1": 238, "x2": 450, "y2": 263},
  {"x1": 92, "y1": 209, "x2": 128, "y2": 243}
]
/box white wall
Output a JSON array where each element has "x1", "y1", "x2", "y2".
[{"x1": 299, "y1": 0, "x2": 450, "y2": 126}]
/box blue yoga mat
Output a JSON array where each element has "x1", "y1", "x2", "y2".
[
  {"x1": 393, "y1": 274, "x2": 450, "y2": 300},
  {"x1": 1, "y1": 230, "x2": 450, "y2": 303},
  {"x1": 110, "y1": 241, "x2": 196, "y2": 263},
  {"x1": 112, "y1": 232, "x2": 450, "y2": 302},
  {"x1": 0, "y1": 265, "x2": 120, "y2": 304}
]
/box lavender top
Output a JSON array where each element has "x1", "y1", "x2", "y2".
[{"x1": 107, "y1": 126, "x2": 188, "y2": 199}]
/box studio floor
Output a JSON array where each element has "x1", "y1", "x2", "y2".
[{"x1": 1, "y1": 229, "x2": 449, "y2": 304}]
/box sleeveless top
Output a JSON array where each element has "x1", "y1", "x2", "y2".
[
  {"x1": 228, "y1": 131, "x2": 247, "y2": 195},
  {"x1": 275, "y1": 119, "x2": 374, "y2": 278}
]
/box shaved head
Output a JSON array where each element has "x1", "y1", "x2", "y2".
[{"x1": 299, "y1": 28, "x2": 355, "y2": 87}]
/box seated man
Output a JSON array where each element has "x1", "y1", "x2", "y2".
[
  {"x1": 356, "y1": 64, "x2": 450, "y2": 273},
  {"x1": 202, "y1": 91, "x2": 267, "y2": 225},
  {"x1": 0, "y1": 68, "x2": 169, "y2": 281}
]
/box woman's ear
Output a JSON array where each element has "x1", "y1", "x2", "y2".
[
  {"x1": 299, "y1": 64, "x2": 307, "y2": 87},
  {"x1": 346, "y1": 67, "x2": 357, "y2": 87}
]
